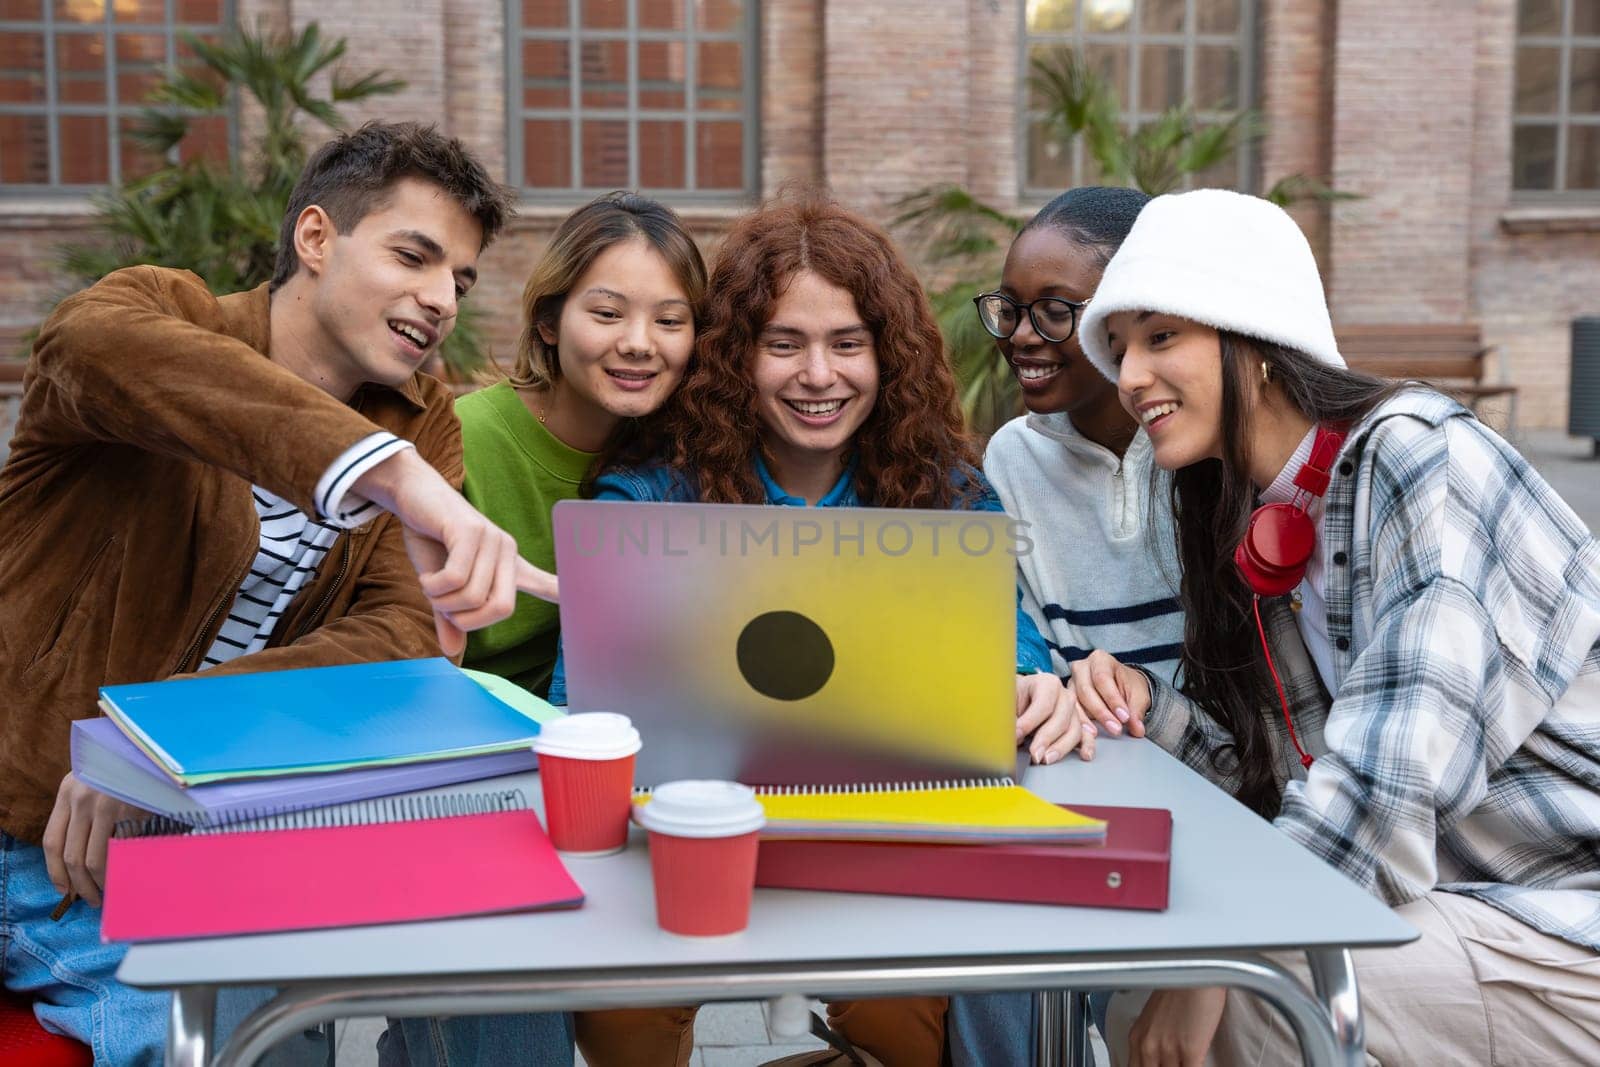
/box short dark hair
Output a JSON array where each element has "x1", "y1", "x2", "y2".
[
  {"x1": 270, "y1": 121, "x2": 514, "y2": 290},
  {"x1": 1021, "y1": 185, "x2": 1152, "y2": 268}
]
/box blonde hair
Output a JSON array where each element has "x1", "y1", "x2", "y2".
[{"x1": 510, "y1": 192, "x2": 707, "y2": 389}]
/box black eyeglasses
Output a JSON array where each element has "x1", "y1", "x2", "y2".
[{"x1": 972, "y1": 292, "x2": 1087, "y2": 344}]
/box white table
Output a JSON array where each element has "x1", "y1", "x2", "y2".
[{"x1": 119, "y1": 737, "x2": 1416, "y2": 1066}]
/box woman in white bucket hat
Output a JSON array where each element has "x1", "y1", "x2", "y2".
[{"x1": 1071, "y1": 189, "x2": 1600, "y2": 1066}]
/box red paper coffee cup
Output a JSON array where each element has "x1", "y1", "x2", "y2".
[
  {"x1": 636, "y1": 780, "x2": 766, "y2": 936},
  {"x1": 532, "y1": 713, "x2": 642, "y2": 856},
  {"x1": 646, "y1": 829, "x2": 762, "y2": 935}
]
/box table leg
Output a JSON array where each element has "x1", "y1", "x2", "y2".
[
  {"x1": 1065, "y1": 991, "x2": 1092, "y2": 1067},
  {"x1": 1306, "y1": 948, "x2": 1363, "y2": 1067},
  {"x1": 1031, "y1": 990, "x2": 1091, "y2": 1067},
  {"x1": 1034, "y1": 990, "x2": 1064, "y2": 1065},
  {"x1": 165, "y1": 986, "x2": 215, "y2": 1067}
]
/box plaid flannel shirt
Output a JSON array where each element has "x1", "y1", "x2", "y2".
[{"x1": 1145, "y1": 389, "x2": 1600, "y2": 951}]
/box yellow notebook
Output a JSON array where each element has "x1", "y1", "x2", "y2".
[{"x1": 636, "y1": 777, "x2": 1106, "y2": 845}]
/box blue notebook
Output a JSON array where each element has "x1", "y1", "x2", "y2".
[{"x1": 99, "y1": 658, "x2": 551, "y2": 786}]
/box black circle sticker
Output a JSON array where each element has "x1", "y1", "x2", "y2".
[{"x1": 736, "y1": 611, "x2": 834, "y2": 701}]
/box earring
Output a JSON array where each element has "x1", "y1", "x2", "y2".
[{"x1": 1260, "y1": 361, "x2": 1273, "y2": 386}]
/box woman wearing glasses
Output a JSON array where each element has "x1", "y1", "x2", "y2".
[
  {"x1": 976, "y1": 186, "x2": 1184, "y2": 712},
  {"x1": 949, "y1": 186, "x2": 1186, "y2": 1067}
]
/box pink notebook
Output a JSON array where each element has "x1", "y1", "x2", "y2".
[{"x1": 102, "y1": 806, "x2": 583, "y2": 942}]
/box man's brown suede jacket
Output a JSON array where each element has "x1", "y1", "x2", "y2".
[{"x1": 0, "y1": 266, "x2": 463, "y2": 842}]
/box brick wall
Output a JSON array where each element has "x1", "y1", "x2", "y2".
[
  {"x1": 1318, "y1": 0, "x2": 1600, "y2": 429},
  {"x1": 1257, "y1": 0, "x2": 1334, "y2": 265},
  {"x1": 967, "y1": 0, "x2": 1021, "y2": 210},
  {"x1": 1467, "y1": 0, "x2": 1600, "y2": 430},
  {"x1": 4, "y1": 0, "x2": 1597, "y2": 427},
  {"x1": 822, "y1": 0, "x2": 972, "y2": 215},
  {"x1": 1326, "y1": 0, "x2": 1478, "y2": 325},
  {"x1": 763, "y1": 0, "x2": 823, "y2": 190},
  {"x1": 444, "y1": 0, "x2": 509, "y2": 181},
  {"x1": 0, "y1": 211, "x2": 97, "y2": 359},
  {"x1": 289, "y1": 0, "x2": 447, "y2": 129}
]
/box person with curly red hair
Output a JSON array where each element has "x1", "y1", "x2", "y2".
[{"x1": 555, "y1": 192, "x2": 1088, "y2": 1067}]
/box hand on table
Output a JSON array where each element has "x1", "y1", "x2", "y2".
[
  {"x1": 1128, "y1": 987, "x2": 1227, "y2": 1067},
  {"x1": 353, "y1": 449, "x2": 559, "y2": 657},
  {"x1": 42, "y1": 772, "x2": 148, "y2": 909},
  {"x1": 1068, "y1": 650, "x2": 1151, "y2": 740},
  {"x1": 1014, "y1": 672, "x2": 1095, "y2": 764}
]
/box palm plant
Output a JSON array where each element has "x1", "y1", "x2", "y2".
[
  {"x1": 896, "y1": 48, "x2": 1355, "y2": 436},
  {"x1": 56, "y1": 24, "x2": 491, "y2": 378}
]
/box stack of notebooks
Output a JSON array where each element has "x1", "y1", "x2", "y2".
[
  {"x1": 638, "y1": 781, "x2": 1172, "y2": 911},
  {"x1": 89, "y1": 657, "x2": 558, "y2": 799},
  {"x1": 87, "y1": 658, "x2": 585, "y2": 942}
]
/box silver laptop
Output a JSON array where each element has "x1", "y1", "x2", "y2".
[{"x1": 553, "y1": 499, "x2": 1020, "y2": 787}]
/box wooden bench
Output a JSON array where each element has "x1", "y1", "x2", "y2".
[{"x1": 1336, "y1": 324, "x2": 1518, "y2": 435}]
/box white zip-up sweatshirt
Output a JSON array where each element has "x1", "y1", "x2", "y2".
[{"x1": 983, "y1": 412, "x2": 1185, "y2": 685}]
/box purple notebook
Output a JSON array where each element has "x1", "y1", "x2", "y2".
[{"x1": 72, "y1": 717, "x2": 537, "y2": 821}]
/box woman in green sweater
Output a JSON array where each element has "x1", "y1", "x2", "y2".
[
  {"x1": 456, "y1": 192, "x2": 708, "y2": 697},
  {"x1": 379, "y1": 194, "x2": 705, "y2": 1067}
]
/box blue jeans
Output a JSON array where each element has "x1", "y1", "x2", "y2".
[
  {"x1": 379, "y1": 1014, "x2": 575, "y2": 1067},
  {"x1": 0, "y1": 832, "x2": 327, "y2": 1066},
  {"x1": 948, "y1": 992, "x2": 1033, "y2": 1067},
  {"x1": 947, "y1": 991, "x2": 1111, "y2": 1067}
]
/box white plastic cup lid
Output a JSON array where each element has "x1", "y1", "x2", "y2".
[
  {"x1": 635, "y1": 779, "x2": 766, "y2": 839},
  {"x1": 531, "y1": 712, "x2": 642, "y2": 761}
]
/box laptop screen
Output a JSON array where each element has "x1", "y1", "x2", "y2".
[{"x1": 554, "y1": 499, "x2": 1020, "y2": 787}]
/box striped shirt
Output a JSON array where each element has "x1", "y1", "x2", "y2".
[
  {"x1": 199, "y1": 432, "x2": 410, "y2": 668},
  {"x1": 1144, "y1": 390, "x2": 1600, "y2": 951}
]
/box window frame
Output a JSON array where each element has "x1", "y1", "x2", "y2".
[
  {"x1": 0, "y1": 0, "x2": 237, "y2": 197},
  {"x1": 505, "y1": 0, "x2": 760, "y2": 202},
  {"x1": 1512, "y1": 0, "x2": 1600, "y2": 200},
  {"x1": 1017, "y1": 0, "x2": 1259, "y2": 199}
]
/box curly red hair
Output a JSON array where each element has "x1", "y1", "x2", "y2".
[{"x1": 646, "y1": 191, "x2": 977, "y2": 507}]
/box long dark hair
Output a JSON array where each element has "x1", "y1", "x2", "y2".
[{"x1": 1172, "y1": 332, "x2": 1405, "y2": 817}]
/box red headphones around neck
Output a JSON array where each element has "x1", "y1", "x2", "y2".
[
  {"x1": 1234, "y1": 424, "x2": 1347, "y2": 597},
  {"x1": 1234, "y1": 423, "x2": 1347, "y2": 768}
]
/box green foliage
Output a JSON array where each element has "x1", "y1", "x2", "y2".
[
  {"x1": 897, "y1": 48, "x2": 1356, "y2": 436},
  {"x1": 890, "y1": 185, "x2": 1023, "y2": 277},
  {"x1": 54, "y1": 23, "x2": 484, "y2": 377}
]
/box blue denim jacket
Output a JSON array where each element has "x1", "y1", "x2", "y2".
[{"x1": 547, "y1": 454, "x2": 1053, "y2": 704}]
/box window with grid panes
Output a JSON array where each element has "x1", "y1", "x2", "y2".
[
  {"x1": 1021, "y1": 0, "x2": 1255, "y2": 195},
  {"x1": 510, "y1": 0, "x2": 755, "y2": 199},
  {"x1": 1513, "y1": 0, "x2": 1600, "y2": 194},
  {"x1": 0, "y1": 0, "x2": 231, "y2": 193}
]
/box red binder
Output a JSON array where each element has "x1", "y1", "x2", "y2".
[{"x1": 754, "y1": 804, "x2": 1170, "y2": 911}]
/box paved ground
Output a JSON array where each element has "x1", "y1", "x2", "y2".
[
  {"x1": 330, "y1": 1001, "x2": 843, "y2": 1066},
  {"x1": 330, "y1": 1002, "x2": 1111, "y2": 1066}
]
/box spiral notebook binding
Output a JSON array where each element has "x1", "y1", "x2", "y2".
[
  {"x1": 751, "y1": 777, "x2": 1014, "y2": 796},
  {"x1": 631, "y1": 777, "x2": 1014, "y2": 799},
  {"x1": 113, "y1": 788, "x2": 528, "y2": 840}
]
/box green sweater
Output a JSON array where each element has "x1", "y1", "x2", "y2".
[{"x1": 458, "y1": 382, "x2": 598, "y2": 695}]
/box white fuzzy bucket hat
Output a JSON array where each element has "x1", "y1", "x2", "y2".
[{"x1": 1078, "y1": 188, "x2": 1345, "y2": 382}]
